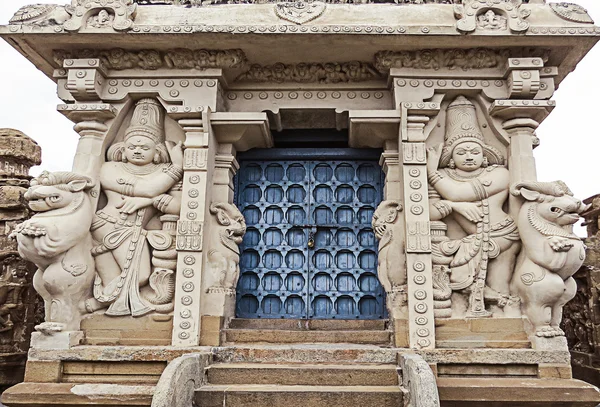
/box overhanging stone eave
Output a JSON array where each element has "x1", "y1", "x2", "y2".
[{"x1": 1, "y1": 29, "x2": 598, "y2": 87}]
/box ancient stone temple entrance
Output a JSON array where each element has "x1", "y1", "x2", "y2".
[{"x1": 235, "y1": 148, "x2": 385, "y2": 319}]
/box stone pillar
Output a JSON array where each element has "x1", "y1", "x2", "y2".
[
  {"x1": 488, "y1": 57, "x2": 555, "y2": 220},
  {"x1": 562, "y1": 194, "x2": 600, "y2": 386},
  {"x1": 399, "y1": 103, "x2": 440, "y2": 350},
  {"x1": 168, "y1": 113, "x2": 216, "y2": 346},
  {"x1": 58, "y1": 58, "x2": 117, "y2": 178},
  {"x1": 0, "y1": 129, "x2": 41, "y2": 390}
]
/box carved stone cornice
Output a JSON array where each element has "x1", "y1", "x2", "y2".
[
  {"x1": 54, "y1": 48, "x2": 248, "y2": 71},
  {"x1": 134, "y1": 0, "x2": 456, "y2": 5},
  {"x1": 374, "y1": 47, "x2": 550, "y2": 73},
  {"x1": 235, "y1": 62, "x2": 380, "y2": 83}
]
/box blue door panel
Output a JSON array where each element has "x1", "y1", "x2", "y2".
[{"x1": 235, "y1": 157, "x2": 386, "y2": 319}]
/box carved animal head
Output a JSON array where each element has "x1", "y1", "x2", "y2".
[
  {"x1": 25, "y1": 171, "x2": 94, "y2": 212},
  {"x1": 512, "y1": 181, "x2": 589, "y2": 226},
  {"x1": 372, "y1": 200, "x2": 403, "y2": 239},
  {"x1": 210, "y1": 203, "x2": 246, "y2": 245}
]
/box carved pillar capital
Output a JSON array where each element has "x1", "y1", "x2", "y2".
[
  {"x1": 58, "y1": 103, "x2": 118, "y2": 180},
  {"x1": 490, "y1": 100, "x2": 554, "y2": 219}
]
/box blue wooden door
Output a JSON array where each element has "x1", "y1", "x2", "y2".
[{"x1": 235, "y1": 154, "x2": 385, "y2": 319}]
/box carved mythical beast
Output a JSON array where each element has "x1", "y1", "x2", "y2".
[
  {"x1": 511, "y1": 181, "x2": 588, "y2": 338},
  {"x1": 372, "y1": 200, "x2": 407, "y2": 318},
  {"x1": 10, "y1": 172, "x2": 95, "y2": 332},
  {"x1": 205, "y1": 203, "x2": 246, "y2": 295}
]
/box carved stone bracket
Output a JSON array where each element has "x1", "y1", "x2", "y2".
[
  {"x1": 62, "y1": 59, "x2": 108, "y2": 102},
  {"x1": 454, "y1": 0, "x2": 530, "y2": 34},
  {"x1": 504, "y1": 58, "x2": 543, "y2": 99},
  {"x1": 63, "y1": 0, "x2": 137, "y2": 32}
]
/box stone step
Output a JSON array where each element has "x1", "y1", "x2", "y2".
[
  {"x1": 195, "y1": 384, "x2": 403, "y2": 407},
  {"x1": 228, "y1": 318, "x2": 387, "y2": 331},
  {"x1": 436, "y1": 339, "x2": 531, "y2": 349},
  {"x1": 224, "y1": 329, "x2": 391, "y2": 345},
  {"x1": 1, "y1": 382, "x2": 154, "y2": 407},
  {"x1": 214, "y1": 344, "x2": 398, "y2": 364},
  {"x1": 207, "y1": 363, "x2": 399, "y2": 386},
  {"x1": 438, "y1": 377, "x2": 600, "y2": 407}
]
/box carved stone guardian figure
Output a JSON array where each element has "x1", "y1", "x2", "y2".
[
  {"x1": 88, "y1": 98, "x2": 183, "y2": 317},
  {"x1": 12, "y1": 171, "x2": 95, "y2": 332},
  {"x1": 372, "y1": 200, "x2": 407, "y2": 319},
  {"x1": 427, "y1": 96, "x2": 521, "y2": 318},
  {"x1": 205, "y1": 203, "x2": 246, "y2": 295},
  {"x1": 511, "y1": 181, "x2": 588, "y2": 337}
]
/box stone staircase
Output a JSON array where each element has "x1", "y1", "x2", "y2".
[
  {"x1": 196, "y1": 362, "x2": 403, "y2": 407},
  {"x1": 196, "y1": 318, "x2": 401, "y2": 406}
]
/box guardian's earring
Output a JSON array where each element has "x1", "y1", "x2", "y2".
[
  {"x1": 482, "y1": 157, "x2": 489, "y2": 168},
  {"x1": 449, "y1": 159, "x2": 456, "y2": 169}
]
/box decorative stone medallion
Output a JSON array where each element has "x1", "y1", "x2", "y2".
[
  {"x1": 275, "y1": 1, "x2": 326, "y2": 25},
  {"x1": 550, "y1": 3, "x2": 594, "y2": 24}
]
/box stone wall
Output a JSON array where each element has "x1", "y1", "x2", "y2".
[
  {"x1": 0, "y1": 129, "x2": 41, "y2": 392},
  {"x1": 563, "y1": 194, "x2": 600, "y2": 386}
]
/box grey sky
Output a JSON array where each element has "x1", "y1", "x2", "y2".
[{"x1": 0, "y1": 0, "x2": 598, "y2": 236}]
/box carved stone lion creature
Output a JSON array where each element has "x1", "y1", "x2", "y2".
[
  {"x1": 511, "y1": 181, "x2": 588, "y2": 338},
  {"x1": 10, "y1": 171, "x2": 95, "y2": 332},
  {"x1": 205, "y1": 203, "x2": 246, "y2": 295},
  {"x1": 372, "y1": 200, "x2": 407, "y2": 318}
]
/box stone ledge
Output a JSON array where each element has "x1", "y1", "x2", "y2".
[{"x1": 1, "y1": 383, "x2": 154, "y2": 407}]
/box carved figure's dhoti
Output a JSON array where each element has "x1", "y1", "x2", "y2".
[
  {"x1": 439, "y1": 218, "x2": 520, "y2": 292},
  {"x1": 91, "y1": 209, "x2": 153, "y2": 317}
]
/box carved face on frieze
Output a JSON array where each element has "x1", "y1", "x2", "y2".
[
  {"x1": 124, "y1": 136, "x2": 159, "y2": 166},
  {"x1": 451, "y1": 141, "x2": 485, "y2": 172}
]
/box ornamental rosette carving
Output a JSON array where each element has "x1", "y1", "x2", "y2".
[
  {"x1": 374, "y1": 47, "x2": 549, "y2": 73},
  {"x1": 54, "y1": 48, "x2": 248, "y2": 70},
  {"x1": 550, "y1": 2, "x2": 594, "y2": 24},
  {"x1": 235, "y1": 61, "x2": 381, "y2": 84}
]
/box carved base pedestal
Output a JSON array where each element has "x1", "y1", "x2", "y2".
[{"x1": 30, "y1": 331, "x2": 84, "y2": 350}]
